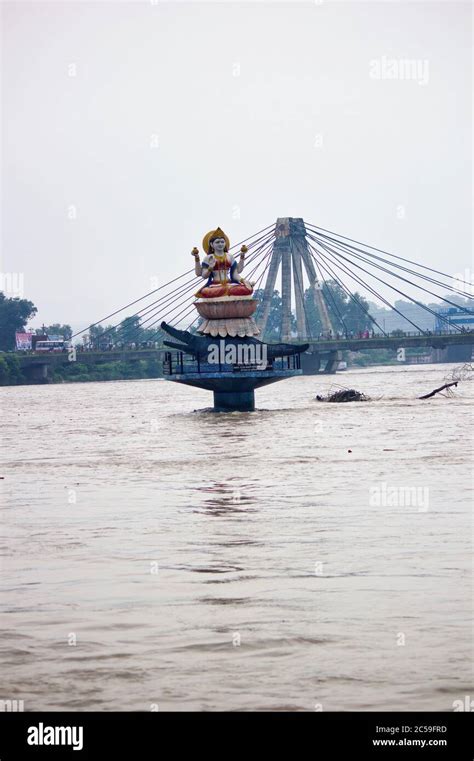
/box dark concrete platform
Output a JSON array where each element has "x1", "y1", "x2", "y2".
[{"x1": 164, "y1": 366, "x2": 302, "y2": 411}]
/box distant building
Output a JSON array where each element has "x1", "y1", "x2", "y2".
[
  {"x1": 368, "y1": 300, "x2": 437, "y2": 334},
  {"x1": 434, "y1": 306, "x2": 474, "y2": 333},
  {"x1": 368, "y1": 300, "x2": 474, "y2": 334}
]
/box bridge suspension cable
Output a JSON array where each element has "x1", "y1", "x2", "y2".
[
  {"x1": 305, "y1": 224, "x2": 474, "y2": 308},
  {"x1": 137, "y1": 230, "x2": 276, "y2": 344},
  {"x1": 90, "y1": 226, "x2": 277, "y2": 347},
  {"x1": 72, "y1": 223, "x2": 276, "y2": 342},
  {"x1": 308, "y1": 237, "x2": 430, "y2": 334},
  {"x1": 306, "y1": 223, "x2": 474, "y2": 291},
  {"x1": 306, "y1": 227, "x2": 472, "y2": 333},
  {"x1": 307, "y1": 241, "x2": 387, "y2": 336},
  {"x1": 76, "y1": 218, "x2": 472, "y2": 348},
  {"x1": 308, "y1": 227, "x2": 472, "y2": 300}
]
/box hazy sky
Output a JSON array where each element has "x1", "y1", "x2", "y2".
[{"x1": 2, "y1": 0, "x2": 472, "y2": 331}]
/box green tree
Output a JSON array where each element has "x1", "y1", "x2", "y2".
[
  {"x1": 89, "y1": 324, "x2": 116, "y2": 349},
  {"x1": 304, "y1": 281, "x2": 372, "y2": 337},
  {"x1": 0, "y1": 354, "x2": 25, "y2": 385},
  {"x1": 343, "y1": 296, "x2": 372, "y2": 334},
  {"x1": 5, "y1": 354, "x2": 24, "y2": 383},
  {"x1": 39, "y1": 323, "x2": 73, "y2": 339},
  {"x1": 141, "y1": 326, "x2": 165, "y2": 344},
  {"x1": 0, "y1": 292, "x2": 37, "y2": 350},
  {"x1": 254, "y1": 289, "x2": 296, "y2": 341},
  {"x1": 118, "y1": 315, "x2": 141, "y2": 344},
  {"x1": 304, "y1": 281, "x2": 345, "y2": 337},
  {"x1": 0, "y1": 356, "x2": 9, "y2": 384}
]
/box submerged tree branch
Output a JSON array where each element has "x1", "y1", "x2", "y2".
[{"x1": 419, "y1": 381, "x2": 458, "y2": 400}]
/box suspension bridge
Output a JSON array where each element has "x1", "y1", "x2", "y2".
[{"x1": 20, "y1": 218, "x2": 474, "y2": 383}]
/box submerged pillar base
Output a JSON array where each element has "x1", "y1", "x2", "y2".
[{"x1": 213, "y1": 389, "x2": 255, "y2": 412}]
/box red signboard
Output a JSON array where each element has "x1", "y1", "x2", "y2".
[{"x1": 15, "y1": 332, "x2": 33, "y2": 351}]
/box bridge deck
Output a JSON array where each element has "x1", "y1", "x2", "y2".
[{"x1": 15, "y1": 331, "x2": 474, "y2": 368}]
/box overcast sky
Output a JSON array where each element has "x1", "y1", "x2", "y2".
[{"x1": 2, "y1": 0, "x2": 472, "y2": 331}]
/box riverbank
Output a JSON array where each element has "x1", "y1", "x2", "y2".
[{"x1": 0, "y1": 355, "x2": 163, "y2": 386}]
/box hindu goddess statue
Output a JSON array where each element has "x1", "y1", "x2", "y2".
[
  {"x1": 191, "y1": 227, "x2": 260, "y2": 337},
  {"x1": 192, "y1": 227, "x2": 253, "y2": 298}
]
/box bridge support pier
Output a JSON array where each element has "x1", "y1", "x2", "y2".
[
  {"x1": 300, "y1": 350, "x2": 342, "y2": 374},
  {"x1": 323, "y1": 350, "x2": 342, "y2": 374},
  {"x1": 431, "y1": 345, "x2": 472, "y2": 363},
  {"x1": 23, "y1": 363, "x2": 49, "y2": 383}
]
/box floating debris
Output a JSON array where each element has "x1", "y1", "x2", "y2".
[
  {"x1": 419, "y1": 381, "x2": 458, "y2": 400},
  {"x1": 444, "y1": 362, "x2": 473, "y2": 384},
  {"x1": 418, "y1": 363, "x2": 473, "y2": 400},
  {"x1": 316, "y1": 386, "x2": 370, "y2": 403}
]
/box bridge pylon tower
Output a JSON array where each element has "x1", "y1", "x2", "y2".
[{"x1": 258, "y1": 217, "x2": 336, "y2": 345}]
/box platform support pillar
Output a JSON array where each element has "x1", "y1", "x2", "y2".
[{"x1": 213, "y1": 390, "x2": 255, "y2": 412}]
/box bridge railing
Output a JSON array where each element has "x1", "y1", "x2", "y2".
[
  {"x1": 14, "y1": 328, "x2": 474, "y2": 357},
  {"x1": 305, "y1": 328, "x2": 474, "y2": 343},
  {"x1": 162, "y1": 351, "x2": 300, "y2": 376}
]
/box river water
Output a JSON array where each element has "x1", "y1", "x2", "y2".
[{"x1": 0, "y1": 364, "x2": 472, "y2": 711}]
